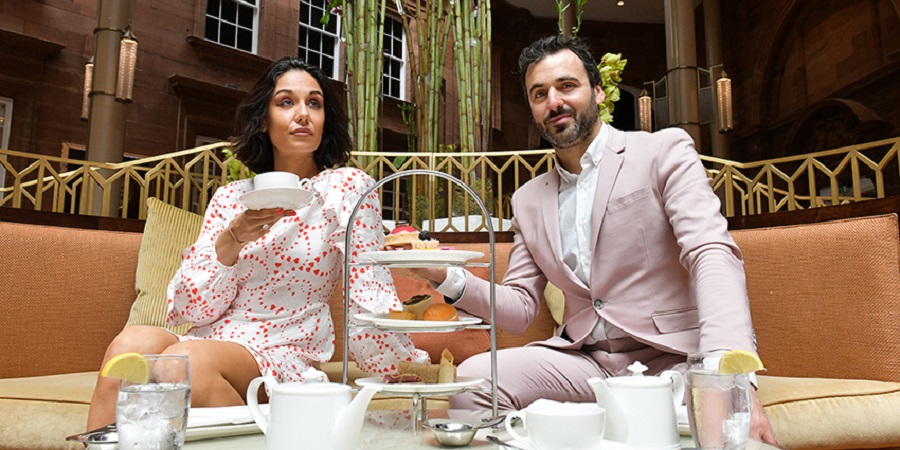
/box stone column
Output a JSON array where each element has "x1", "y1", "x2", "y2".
[
  {"x1": 663, "y1": 0, "x2": 702, "y2": 148},
  {"x1": 86, "y1": 0, "x2": 135, "y2": 215},
  {"x1": 703, "y1": 0, "x2": 730, "y2": 159}
]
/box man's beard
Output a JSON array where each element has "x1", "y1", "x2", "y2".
[{"x1": 540, "y1": 103, "x2": 598, "y2": 149}]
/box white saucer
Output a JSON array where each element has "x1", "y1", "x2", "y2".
[
  {"x1": 239, "y1": 187, "x2": 313, "y2": 210},
  {"x1": 505, "y1": 437, "x2": 629, "y2": 450}
]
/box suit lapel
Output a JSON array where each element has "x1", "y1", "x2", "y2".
[
  {"x1": 591, "y1": 127, "x2": 627, "y2": 247},
  {"x1": 540, "y1": 170, "x2": 564, "y2": 261}
]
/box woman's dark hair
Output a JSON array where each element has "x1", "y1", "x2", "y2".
[
  {"x1": 517, "y1": 35, "x2": 602, "y2": 98},
  {"x1": 232, "y1": 57, "x2": 352, "y2": 174}
]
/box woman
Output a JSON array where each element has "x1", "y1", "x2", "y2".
[{"x1": 87, "y1": 57, "x2": 428, "y2": 430}]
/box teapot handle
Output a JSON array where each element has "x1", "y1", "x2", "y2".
[
  {"x1": 246, "y1": 376, "x2": 277, "y2": 435},
  {"x1": 660, "y1": 370, "x2": 685, "y2": 409}
]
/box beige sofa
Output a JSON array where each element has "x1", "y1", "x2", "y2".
[{"x1": 2, "y1": 200, "x2": 899, "y2": 449}]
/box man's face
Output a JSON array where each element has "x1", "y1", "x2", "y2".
[{"x1": 524, "y1": 49, "x2": 604, "y2": 150}]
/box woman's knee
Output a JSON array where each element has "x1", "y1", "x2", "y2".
[{"x1": 104, "y1": 326, "x2": 177, "y2": 358}]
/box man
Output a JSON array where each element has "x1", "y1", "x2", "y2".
[{"x1": 414, "y1": 35, "x2": 776, "y2": 443}]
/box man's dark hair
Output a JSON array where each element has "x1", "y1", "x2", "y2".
[
  {"x1": 517, "y1": 35, "x2": 602, "y2": 98},
  {"x1": 232, "y1": 57, "x2": 352, "y2": 174}
]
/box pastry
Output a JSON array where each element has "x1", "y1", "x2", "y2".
[
  {"x1": 402, "y1": 294, "x2": 433, "y2": 319},
  {"x1": 397, "y1": 349, "x2": 457, "y2": 383},
  {"x1": 388, "y1": 310, "x2": 416, "y2": 320},
  {"x1": 422, "y1": 303, "x2": 458, "y2": 321},
  {"x1": 384, "y1": 226, "x2": 440, "y2": 249}
]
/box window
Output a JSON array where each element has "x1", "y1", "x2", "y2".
[
  {"x1": 381, "y1": 16, "x2": 406, "y2": 100},
  {"x1": 297, "y1": 1, "x2": 407, "y2": 99},
  {"x1": 0, "y1": 97, "x2": 12, "y2": 197},
  {"x1": 205, "y1": 0, "x2": 259, "y2": 53},
  {"x1": 298, "y1": 0, "x2": 341, "y2": 79}
]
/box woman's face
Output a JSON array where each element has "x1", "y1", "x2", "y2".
[{"x1": 264, "y1": 69, "x2": 325, "y2": 163}]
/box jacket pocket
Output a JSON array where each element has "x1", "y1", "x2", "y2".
[
  {"x1": 607, "y1": 185, "x2": 652, "y2": 213},
  {"x1": 651, "y1": 307, "x2": 699, "y2": 333}
]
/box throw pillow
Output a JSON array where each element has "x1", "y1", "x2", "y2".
[{"x1": 125, "y1": 197, "x2": 203, "y2": 334}]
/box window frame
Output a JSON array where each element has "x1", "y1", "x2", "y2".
[
  {"x1": 204, "y1": 0, "x2": 260, "y2": 54},
  {"x1": 381, "y1": 14, "x2": 407, "y2": 101},
  {"x1": 298, "y1": 0, "x2": 342, "y2": 80},
  {"x1": 0, "y1": 97, "x2": 12, "y2": 197}
]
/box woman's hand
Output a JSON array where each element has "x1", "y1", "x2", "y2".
[{"x1": 216, "y1": 208, "x2": 295, "y2": 265}]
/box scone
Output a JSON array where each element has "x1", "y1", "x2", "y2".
[{"x1": 388, "y1": 310, "x2": 416, "y2": 320}]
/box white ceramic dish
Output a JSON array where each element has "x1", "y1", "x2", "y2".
[
  {"x1": 360, "y1": 250, "x2": 484, "y2": 266},
  {"x1": 503, "y1": 437, "x2": 630, "y2": 450},
  {"x1": 355, "y1": 376, "x2": 484, "y2": 395},
  {"x1": 239, "y1": 187, "x2": 313, "y2": 210},
  {"x1": 354, "y1": 313, "x2": 481, "y2": 329}
]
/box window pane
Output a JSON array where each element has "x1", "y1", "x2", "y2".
[
  {"x1": 301, "y1": 2, "x2": 309, "y2": 23},
  {"x1": 237, "y1": 28, "x2": 252, "y2": 51},
  {"x1": 325, "y1": 14, "x2": 337, "y2": 33},
  {"x1": 238, "y1": 6, "x2": 253, "y2": 28},
  {"x1": 391, "y1": 79, "x2": 400, "y2": 98},
  {"x1": 323, "y1": 35, "x2": 335, "y2": 53},
  {"x1": 323, "y1": 56, "x2": 334, "y2": 77},
  {"x1": 206, "y1": 0, "x2": 220, "y2": 16},
  {"x1": 222, "y1": 0, "x2": 237, "y2": 23},
  {"x1": 221, "y1": 23, "x2": 236, "y2": 46},
  {"x1": 205, "y1": 17, "x2": 219, "y2": 41},
  {"x1": 311, "y1": 7, "x2": 323, "y2": 27},
  {"x1": 308, "y1": 53, "x2": 321, "y2": 68},
  {"x1": 309, "y1": 32, "x2": 321, "y2": 51},
  {"x1": 393, "y1": 38, "x2": 402, "y2": 56}
]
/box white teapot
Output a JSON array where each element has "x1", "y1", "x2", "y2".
[
  {"x1": 247, "y1": 368, "x2": 381, "y2": 450},
  {"x1": 587, "y1": 361, "x2": 684, "y2": 450}
]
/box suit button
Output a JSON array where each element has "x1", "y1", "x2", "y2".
[{"x1": 593, "y1": 299, "x2": 604, "y2": 310}]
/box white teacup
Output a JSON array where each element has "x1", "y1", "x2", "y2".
[
  {"x1": 252, "y1": 171, "x2": 302, "y2": 190},
  {"x1": 505, "y1": 400, "x2": 606, "y2": 450}
]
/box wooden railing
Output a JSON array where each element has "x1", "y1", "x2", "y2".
[{"x1": 2, "y1": 136, "x2": 899, "y2": 230}]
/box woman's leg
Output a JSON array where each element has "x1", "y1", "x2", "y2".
[
  {"x1": 86, "y1": 326, "x2": 179, "y2": 430},
  {"x1": 86, "y1": 327, "x2": 262, "y2": 432},
  {"x1": 161, "y1": 338, "x2": 262, "y2": 408}
]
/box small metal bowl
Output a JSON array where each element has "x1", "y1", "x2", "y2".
[{"x1": 423, "y1": 418, "x2": 478, "y2": 447}]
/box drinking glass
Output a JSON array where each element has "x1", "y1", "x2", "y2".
[
  {"x1": 686, "y1": 352, "x2": 751, "y2": 450},
  {"x1": 116, "y1": 354, "x2": 192, "y2": 450}
]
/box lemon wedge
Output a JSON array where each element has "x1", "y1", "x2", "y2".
[
  {"x1": 718, "y1": 349, "x2": 765, "y2": 374},
  {"x1": 101, "y1": 352, "x2": 150, "y2": 384}
]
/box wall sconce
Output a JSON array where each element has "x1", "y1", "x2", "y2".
[
  {"x1": 115, "y1": 28, "x2": 138, "y2": 103},
  {"x1": 640, "y1": 64, "x2": 733, "y2": 134},
  {"x1": 80, "y1": 57, "x2": 94, "y2": 121},
  {"x1": 716, "y1": 70, "x2": 733, "y2": 132},
  {"x1": 638, "y1": 88, "x2": 652, "y2": 132}
]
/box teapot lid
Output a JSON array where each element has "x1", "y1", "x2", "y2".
[{"x1": 605, "y1": 361, "x2": 673, "y2": 388}]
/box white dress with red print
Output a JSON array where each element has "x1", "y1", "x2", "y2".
[{"x1": 166, "y1": 167, "x2": 428, "y2": 381}]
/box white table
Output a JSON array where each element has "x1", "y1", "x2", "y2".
[{"x1": 183, "y1": 409, "x2": 781, "y2": 449}]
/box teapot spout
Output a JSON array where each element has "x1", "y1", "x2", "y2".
[
  {"x1": 332, "y1": 384, "x2": 381, "y2": 450},
  {"x1": 587, "y1": 377, "x2": 628, "y2": 443}
]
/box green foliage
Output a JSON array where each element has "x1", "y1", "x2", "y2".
[
  {"x1": 452, "y1": 177, "x2": 495, "y2": 216},
  {"x1": 597, "y1": 52, "x2": 627, "y2": 124},
  {"x1": 555, "y1": 0, "x2": 590, "y2": 36},
  {"x1": 222, "y1": 148, "x2": 254, "y2": 183}
]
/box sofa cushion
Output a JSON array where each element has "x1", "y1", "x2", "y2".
[
  {"x1": 126, "y1": 197, "x2": 203, "y2": 334},
  {"x1": 0, "y1": 222, "x2": 142, "y2": 378},
  {"x1": 757, "y1": 375, "x2": 900, "y2": 450},
  {"x1": 731, "y1": 214, "x2": 900, "y2": 383}
]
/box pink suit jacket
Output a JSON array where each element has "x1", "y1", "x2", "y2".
[{"x1": 454, "y1": 126, "x2": 756, "y2": 360}]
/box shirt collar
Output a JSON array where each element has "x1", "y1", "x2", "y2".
[{"x1": 555, "y1": 123, "x2": 609, "y2": 183}]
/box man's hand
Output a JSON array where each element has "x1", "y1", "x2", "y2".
[{"x1": 750, "y1": 386, "x2": 778, "y2": 445}]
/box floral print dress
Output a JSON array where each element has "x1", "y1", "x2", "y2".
[{"x1": 166, "y1": 167, "x2": 428, "y2": 381}]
